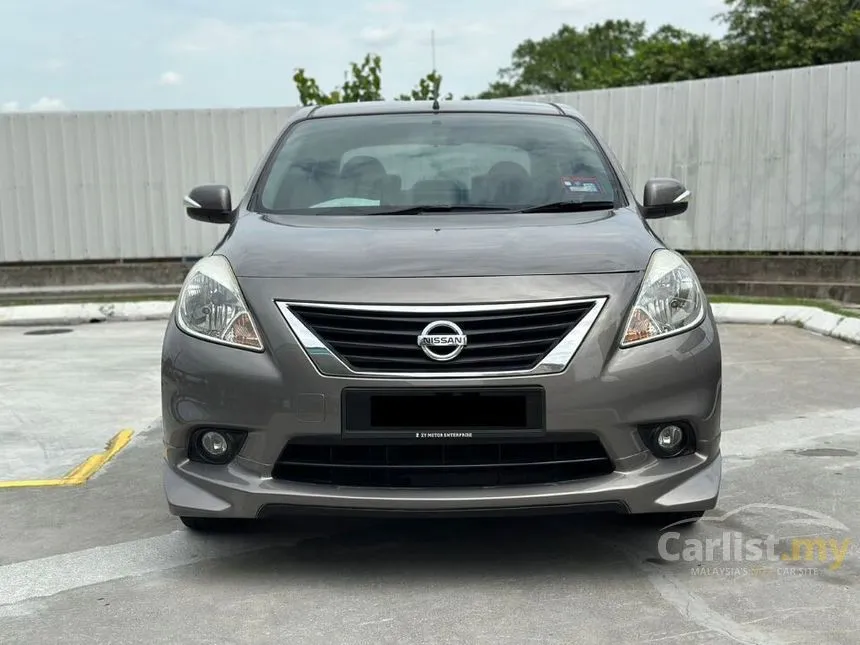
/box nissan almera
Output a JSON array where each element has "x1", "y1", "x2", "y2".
[{"x1": 162, "y1": 99, "x2": 722, "y2": 532}]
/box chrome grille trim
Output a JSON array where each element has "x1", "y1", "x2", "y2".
[{"x1": 275, "y1": 297, "x2": 607, "y2": 379}]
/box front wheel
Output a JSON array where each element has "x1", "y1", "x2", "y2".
[
  {"x1": 179, "y1": 516, "x2": 254, "y2": 533},
  {"x1": 634, "y1": 510, "x2": 706, "y2": 529}
]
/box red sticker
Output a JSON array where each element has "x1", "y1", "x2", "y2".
[{"x1": 561, "y1": 176, "x2": 602, "y2": 194}]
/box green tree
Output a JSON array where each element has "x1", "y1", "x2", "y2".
[
  {"x1": 469, "y1": 81, "x2": 529, "y2": 100},
  {"x1": 632, "y1": 26, "x2": 732, "y2": 84},
  {"x1": 478, "y1": 20, "x2": 649, "y2": 97},
  {"x1": 716, "y1": 0, "x2": 860, "y2": 73},
  {"x1": 396, "y1": 71, "x2": 454, "y2": 101},
  {"x1": 293, "y1": 54, "x2": 451, "y2": 105},
  {"x1": 293, "y1": 53, "x2": 383, "y2": 105},
  {"x1": 475, "y1": 0, "x2": 860, "y2": 98}
]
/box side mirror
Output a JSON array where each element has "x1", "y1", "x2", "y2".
[
  {"x1": 184, "y1": 185, "x2": 233, "y2": 224},
  {"x1": 642, "y1": 178, "x2": 690, "y2": 219}
]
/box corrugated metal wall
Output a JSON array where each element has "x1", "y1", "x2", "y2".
[
  {"x1": 521, "y1": 61, "x2": 860, "y2": 254},
  {"x1": 2, "y1": 62, "x2": 859, "y2": 263},
  {"x1": 0, "y1": 107, "x2": 299, "y2": 263}
]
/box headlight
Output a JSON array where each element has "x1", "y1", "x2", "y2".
[
  {"x1": 175, "y1": 255, "x2": 264, "y2": 351},
  {"x1": 621, "y1": 249, "x2": 705, "y2": 347}
]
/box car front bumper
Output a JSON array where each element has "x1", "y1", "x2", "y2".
[
  {"x1": 163, "y1": 447, "x2": 721, "y2": 519},
  {"x1": 162, "y1": 273, "x2": 722, "y2": 519}
]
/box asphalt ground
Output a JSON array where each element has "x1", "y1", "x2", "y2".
[{"x1": 0, "y1": 321, "x2": 858, "y2": 644}]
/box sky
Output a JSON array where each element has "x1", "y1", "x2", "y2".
[{"x1": 0, "y1": 0, "x2": 727, "y2": 113}]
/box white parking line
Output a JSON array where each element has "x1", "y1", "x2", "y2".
[
  {"x1": 722, "y1": 407, "x2": 860, "y2": 468},
  {"x1": 606, "y1": 539, "x2": 787, "y2": 645},
  {"x1": 606, "y1": 409, "x2": 860, "y2": 645},
  {"x1": 1, "y1": 408, "x2": 858, "y2": 615},
  {"x1": 0, "y1": 530, "x2": 303, "y2": 615}
]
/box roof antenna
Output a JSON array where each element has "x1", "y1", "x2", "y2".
[
  {"x1": 431, "y1": 29, "x2": 436, "y2": 76},
  {"x1": 431, "y1": 29, "x2": 440, "y2": 111}
]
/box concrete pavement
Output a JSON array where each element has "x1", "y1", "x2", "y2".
[
  {"x1": 0, "y1": 322, "x2": 162, "y2": 482},
  {"x1": 0, "y1": 322, "x2": 858, "y2": 644}
]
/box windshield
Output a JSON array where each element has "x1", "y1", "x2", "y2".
[{"x1": 252, "y1": 112, "x2": 623, "y2": 214}]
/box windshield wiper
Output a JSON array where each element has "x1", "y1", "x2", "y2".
[
  {"x1": 371, "y1": 205, "x2": 513, "y2": 215},
  {"x1": 515, "y1": 200, "x2": 616, "y2": 213}
]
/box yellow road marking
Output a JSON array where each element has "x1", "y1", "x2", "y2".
[{"x1": 0, "y1": 429, "x2": 134, "y2": 489}]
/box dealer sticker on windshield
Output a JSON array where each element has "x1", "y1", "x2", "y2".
[{"x1": 561, "y1": 176, "x2": 602, "y2": 193}]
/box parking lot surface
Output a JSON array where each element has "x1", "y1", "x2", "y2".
[{"x1": 1, "y1": 321, "x2": 858, "y2": 644}]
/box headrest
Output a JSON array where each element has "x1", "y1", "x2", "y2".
[
  {"x1": 487, "y1": 161, "x2": 529, "y2": 179},
  {"x1": 341, "y1": 155, "x2": 387, "y2": 179}
]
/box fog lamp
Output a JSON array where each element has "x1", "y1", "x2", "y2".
[
  {"x1": 200, "y1": 431, "x2": 229, "y2": 458},
  {"x1": 652, "y1": 424, "x2": 686, "y2": 457},
  {"x1": 188, "y1": 428, "x2": 246, "y2": 465}
]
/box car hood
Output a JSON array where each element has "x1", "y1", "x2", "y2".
[{"x1": 217, "y1": 207, "x2": 661, "y2": 278}]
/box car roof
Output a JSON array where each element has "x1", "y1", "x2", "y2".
[{"x1": 308, "y1": 99, "x2": 583, "y2": 119}]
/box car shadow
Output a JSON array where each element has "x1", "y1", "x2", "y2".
[{"x1": 197, "y1": 513, "x2": 690, "y2": 582}]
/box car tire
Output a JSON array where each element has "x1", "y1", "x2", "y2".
[
  {"x1": 634, "y1": 510, "x2": 706, "y2": 528},
  {"x1": 179, "y1": 516, "x2": 253, "y2": 533}
]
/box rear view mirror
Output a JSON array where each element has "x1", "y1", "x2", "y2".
[
  {"x1": 642, "y1": 178, "x2": 690, "y2": 219},
  {"x1": 184, "y1": 185, "x2": 233, "y2": 224}
]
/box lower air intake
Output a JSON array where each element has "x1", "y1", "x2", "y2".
[{"x1": 272, "y1": 435, "x2": 614, "y2": 488}]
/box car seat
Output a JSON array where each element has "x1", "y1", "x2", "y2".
[
  {"x1": 272, "y1": 163, "x2": 328, "y2": 209},
  {"x1": 410, "y1": 179, "x2": 468, "y2": 206},
  {"x1": 484, "y1": 161, "x2": 533, "y2": 205},
  {"x1": 339, "y1": 155, "x2": 389, "y2": 201}
]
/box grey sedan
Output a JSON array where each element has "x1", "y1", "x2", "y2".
[{"x1": 162, "y1": 99, "x2": 722, "y2": 532}]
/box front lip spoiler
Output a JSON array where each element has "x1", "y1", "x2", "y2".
[
  {"x1": 275, "y1": 297, "x2": 608, "y2": 380},
  {"x1": 256, "y1": 500, "x2": 629, "y2": 520}
]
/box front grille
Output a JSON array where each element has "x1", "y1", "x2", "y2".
[
  {"x1": 286, "y1": 301, "x2": 596, "y2": 373},
  {"x1": 272, "y1": 436, "x2": 614, "y2": 488}
]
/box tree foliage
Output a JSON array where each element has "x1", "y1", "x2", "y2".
[
  {"x1": 632, "y1": 26, "x2": 732, "y2": 85},
  {"x1": 475, "y1": 0, "x2": 860, "y2": 97},
  {"x1": 498, "y1": 20, "x2": 648, "y2": 95},
  {"x1": 292, "y1": 54, "x2": 450, "y2": 106},
  {"x1": 293, "y1": 54, "x2": 384, "y2": 105},
  {"x1": 717, "y1": 0, "x2": 860, "y2": 73},
  {"x1": 396, "y1": 71, "x2": 454, "y2": 101},
  {"x1": 292, "y1": 0, "x2": 860, "y2": 105}
]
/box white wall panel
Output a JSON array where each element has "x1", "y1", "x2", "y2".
[
  {"x1": 0, "y1": 107, "x2": 298, "y2": 262},
  {"x1": 521, "y1": 61, "x2": 860, "y2": 253},
  {"x1": 2, "y1": 62, "x2": 860, "y2": 262}
]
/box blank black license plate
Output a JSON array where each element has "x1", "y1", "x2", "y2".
[{"x1": 341, "y1": 387, "x2": 546, "y2": 440}]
